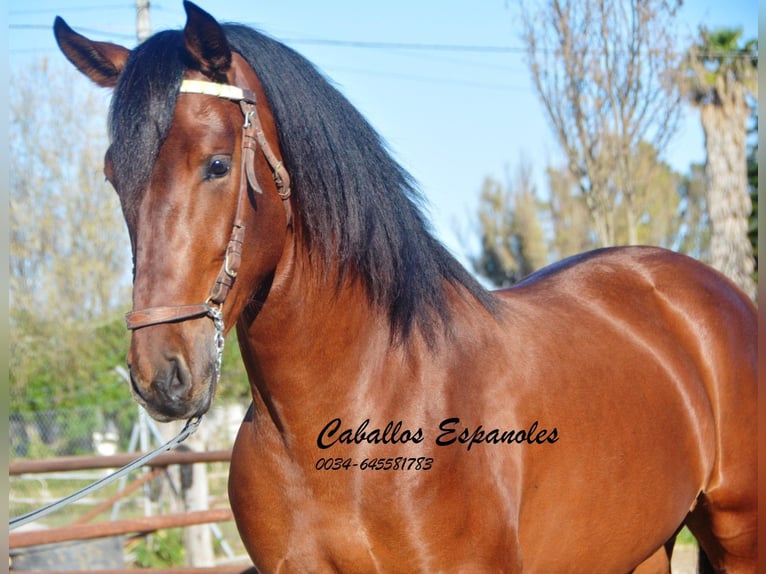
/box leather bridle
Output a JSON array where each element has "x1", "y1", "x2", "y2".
[{"x1": 124, "y1": 79, "x2": 291, "y2": 371}]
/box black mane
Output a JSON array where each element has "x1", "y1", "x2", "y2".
[{"x1": 109, "y1": 24, "x2": 496, "y2": 345}]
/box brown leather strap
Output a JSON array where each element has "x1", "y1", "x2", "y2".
[
  {"x1": 206, "y1": 105, "x2": 254, "y2": 305},
  {"x1": 126, "y1": 304, "x2": 213, "y2": 330},
  {"x1": 239, "y1": 100, "x2": 292, "y2": 225}
]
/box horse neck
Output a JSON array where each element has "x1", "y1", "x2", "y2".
[{"x1": 234, "y1": 241, "x2": 404, "y2": 441}]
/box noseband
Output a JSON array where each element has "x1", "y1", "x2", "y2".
[{"x1": 124, "y1": 79, "x2": 292, "y2": 370}]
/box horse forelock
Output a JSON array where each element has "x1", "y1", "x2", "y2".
[{"x1": 108, "y1": 30, "x2": 185, "y2": 221}]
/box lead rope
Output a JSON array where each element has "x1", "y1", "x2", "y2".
[{"x1": 9, "y1": 415, "x2": 203, "y2": 531}]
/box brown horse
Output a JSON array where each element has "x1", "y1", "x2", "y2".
[{"x1": 54, "y1": 3, "x2": 756, "y2": 572}]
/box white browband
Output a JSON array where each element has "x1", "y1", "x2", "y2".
[{"x1": 179, "y1": 79, "x2": 254, "y2": 102}]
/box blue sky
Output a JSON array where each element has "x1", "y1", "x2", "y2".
[{"x1": 9, "y1": 1, "x2": 758, "y2": 266}]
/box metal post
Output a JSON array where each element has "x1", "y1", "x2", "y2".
[{"x1": 136, "y1": 0, "x2": 151, "y2": 42}]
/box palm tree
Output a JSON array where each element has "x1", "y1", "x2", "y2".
[{"x1": 681, "y1": 28, "x2": 757, "y2": 299}]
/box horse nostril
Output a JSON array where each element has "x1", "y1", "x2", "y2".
[{"x1": 163, "y1": 358, "x2": 192, "y2": 402}]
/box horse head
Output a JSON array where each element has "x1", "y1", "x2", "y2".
[{"x1": 54, "y1": 1, "x2": 291, "y2": 421}]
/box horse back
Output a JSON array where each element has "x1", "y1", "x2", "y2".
[{"x1": 504, "y1": 245, "x2": 756, "y2": 445}]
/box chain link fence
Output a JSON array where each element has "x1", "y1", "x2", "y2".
[{"x1": 10, "y1": 400, "x2": 136, "y2": 461}]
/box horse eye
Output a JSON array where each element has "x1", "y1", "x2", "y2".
[{"x1": 206, "y1": 156, "x2": 231, "y2": 180}]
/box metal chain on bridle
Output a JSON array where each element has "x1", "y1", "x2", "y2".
[{"x1": 9, "y1": 78, "x2": 291, "y2": 531}]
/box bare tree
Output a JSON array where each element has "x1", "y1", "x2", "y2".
[
  {"x1": 10, "y1": 60, "x2": 132, "y2": 406},
  {"x1": 521, "y1": 0, "x2": 681, "y2": 246},
  {"x1": 680, "y1": 28, "x2": 757, "y2": 299},
  {"x1": 10, "y1": 60, "x2": 131, "y2": 326}
]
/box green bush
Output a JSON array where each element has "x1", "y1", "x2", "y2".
[{"x1": 132, "y1": 528, "x2": 185, "y2": 567}]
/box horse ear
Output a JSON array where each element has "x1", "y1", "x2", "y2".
[
  {"x1": 53, "y1": 17, "x2": 129, "y2": 88},
  {"x1": 182, "y1": 1, "x2": 232, "y2": 81}
]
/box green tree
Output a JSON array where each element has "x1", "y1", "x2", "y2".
[
  {"x1": 470, "y1": 162, "x2": 547, "y2": 287},
  {"x1": 612, "y1": 142, "x2": 682, "y2": 248},
  {"x1": 680, "y1": 27, "x2": 757, "y2": 299},
  {"x1": 546, "y1": 166, "x2": 598, "y2": 260},
  {"x1": 545, "y1": 141, "x2": 702, "y2": 260}
]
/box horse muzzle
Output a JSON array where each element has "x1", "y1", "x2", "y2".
[{"x1": 126, "y1": 323, "x2": 220, "y2": 422}]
